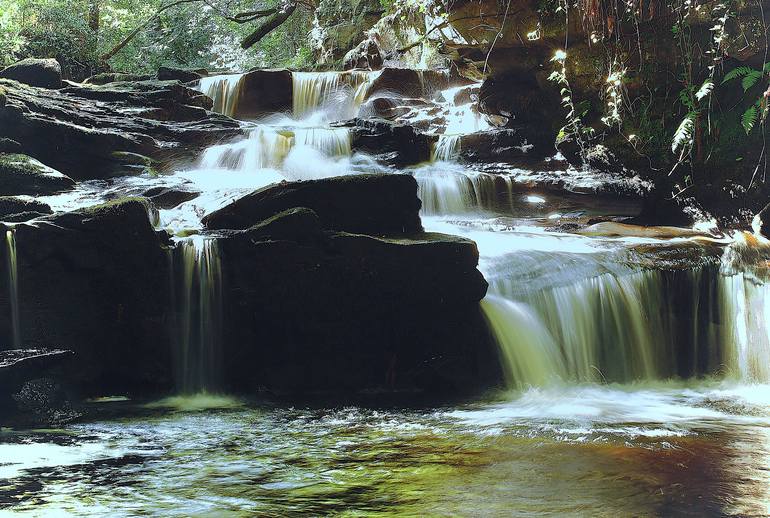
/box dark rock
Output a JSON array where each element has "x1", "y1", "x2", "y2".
[
  {"x1": 349, "y1": 118, "x2": 432, "y2": 165},
  {"x1": 205, "y1": 173, "x2": 423, "y2": 233},
  {"x1": 0, "y1": 153, "x2": 76, "y2": 195},
  {"x1": 142, "y1": 186, "x2": 199, "y2": 209},
  {"x1": 0, "y1": 58, "x2": 62, "y2": 89},
  {"x1": 242, "y1": 207, "x2": 324, "y2": 244},
  {"x1": 478, "y1": 70, "x2": 560, "y2": 129},
  {"x1": 344, "y1": 38, "x2": 384, "y2": 70},
  {"x1": 459, "y1": 128, "x2": 553, "y2": 162},
  {"x1": 757, "y1": 203, "x2": 770, "y2": 238},
  {"x1": 12, "y1": 378, "x2": 81, "y2": 426},
  {"x1": 1, "y1": 198, "x2": 171, "y2": 395},
  {"x1": 0, "y1": 79, "x2": 241, "y2": 180},
  {"x1": 157, "y1": 66, "x2": 205, "y2": 83},
  {"x1": 0, "y1": 138, "x2": 22, "y2": 153},
  {"x1": 363, "y1": 68, "x2": 452, "y2": 100},
  {"x1": 233, "y1": 69, "x2": 293, "y2": 118},
  {"x1": 0, "y1": 197, "x2": 52, "y2": 220},
  {"x1": 84, "y1": 72, "x2": 155, "y2": 85},
  {"x1": 219, "y1": 227, "x2": 496, "y2": 394}
]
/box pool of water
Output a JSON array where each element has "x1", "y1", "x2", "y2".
[{"x1": 2, "y1": 382, "x2": 770, "y2": 516}]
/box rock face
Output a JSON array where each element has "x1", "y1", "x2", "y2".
[
  {"x1": 204, "y1": 173, "x2": 423, "y2": 234},
  {"x1": 0, "y1": 196, "x2": 52, "y2": 221},
  {"x1": 157, "y1": 66, "x2": 205, "y2": 83},
  {"x1": 314, "y1": 0, "x2": 385, "y2": 63},
  {"x1": 344, "y1": 38, "x2": 383, "y2": 70},
  {"x1": 0, "y1": 153, "x2": 75, "y2": 195},
  {"x1": 0, "y1": 58, "x2": 63, "y2": 89},
  {"x1": 363, "y1": 68, "x2": 452, "y2": 100},
  {"x1": 233, "y1": 69, "x2": 293, "y2": 118},
  {"x1": 0, "y1": 78, "x2": 241, "y2": 180},
  {"x1": 0, "y1": 198, "x2": 172, "y2": 395}
]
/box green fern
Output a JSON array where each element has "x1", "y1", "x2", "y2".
[
  {"x1": 742, "y1": 70, "x2": 762, "y2": 92},
  {"x1": 722, "y1": 66, "x2": 753, "y2": 84},
  {"x1": 672, "y1": 114, "x2": 695, "y2": 153},
  {"x1": 742, "y1": 105, "x2": 758, "y2": 134}
]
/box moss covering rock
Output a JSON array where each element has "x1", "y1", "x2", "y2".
[{"x1": 0, "y1": 153, "x2": 75, "y2": 196}]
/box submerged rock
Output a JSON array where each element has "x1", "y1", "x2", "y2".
[
  {"x1": 0, "y1": 153, "x2": 75, "y2": 195},
  {"x1": 0, "y1": 58, "x2": 62, "y2": 89},
  {"x1": 204, "y1": 173, "x2": 423, "y2": 234}
]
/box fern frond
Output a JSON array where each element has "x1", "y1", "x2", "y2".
[
  {"x1": 672, "y1": 115, "x2": 695, "y2": 153},
  {"x1": 741, "y1": 70, "x2": 762, "y2": 92},
  {"x1": 722, "y1": 66, "x2": 752, "y2": 84},
  {"x1": 742, "y1": 105, "x2": 758, "y2": 134},
  {"x1": 695, "y1": 80, "x2": 713, "y2": 101}
]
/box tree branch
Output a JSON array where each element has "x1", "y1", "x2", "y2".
[{"x1": 240, "y1": 1, "x2": 298, "y2": 49}]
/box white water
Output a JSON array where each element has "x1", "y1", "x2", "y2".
[
  {"x1": 5, "y1": 229, "x2": 20, "y2": 348},
  {"x1": 292, "y1": 70, "x2": 378, "y2": 120},
  {"x1": 199, "y1": 74, "x2": 244, "y2": 117}
]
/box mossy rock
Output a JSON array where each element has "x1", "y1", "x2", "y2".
[{"x1": 0, "y1": 153, "x2": 75, "y2": 196}]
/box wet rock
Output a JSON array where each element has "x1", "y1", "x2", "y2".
[
  {"x1": 84, "y1": 72, "x2": 155, "y2": 85},
  {"x1": 459, "y1": 128, "x2": 553, "y2": 162},
  {"x1": 1, "y1": 198, "x2": 171, "y2": 395},
  {"x1": 0, "y1": 153, "x2": 75, "y2": 196},
  {"x1": 349, "y1": 118, "x2": 432, "y2": 165},
  {"x1": 205, "y1": 173, "x2": 423, "y2": 234},
  {"x1": 478, "y1": 70, "x2": 560, "y2": 129},
  {"x1": 0, "y1": 197, "x2": 52, "y2": 220},
  {"x1": 12, "y1": 378, "x2": 81, "y2": 426},
  {"x1": 220, "y1": 227, "x2": 495, "y2": 394},
  {"x1": 157, "y1": 66, "x2": 205, "y2": 83},
  {"x1": 0, "y1": 58, "x2": 62, "y2": 89},
  {"x1": 315, "y1": 0, "x2": 385, "y2": 63},
  {"x1": 242, "y1": 207, "x2": 324, "y2": 245},
  {"x1": 234, "y1": 69, "x2": 293, "y2": 118},
  {"x1": 0, "y1": 79, "x2": 241, "y2": 180},
  {"x1": 755, "y1": 203, "x2": 770, "y2": 238},
  {"x1": 344, "y1": 38, "x2": 384, "y2": 70},
  {"x1": 363, "y1": 68, "x2": 451, "y2": 100},
  {"x1": 141, "y1": 186, "x2": 199, "y2": 209},
  {"x1": 0, "y1": 138, "x2": 22, "y2": 153}
]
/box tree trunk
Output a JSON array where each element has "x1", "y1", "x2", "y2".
[{"x1": 240, "y1": 1, "x2": 298, "y2": 50}]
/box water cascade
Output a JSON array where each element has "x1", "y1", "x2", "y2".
[
  {"x1": 198, "y1": 74, "x2": 244, "y2": 117},
  {"x1": 200, "y1": 127, "x2": 293, "y2": 172},
  {"x1": 173, "y1": 236, "x2": 223, "y2": 393},
  {"x1": 5, "y1": 229, "x2": 20, "y2": 349},
  {"x1": 292, "y1": 71, "x2": 378, "y2": 120}
]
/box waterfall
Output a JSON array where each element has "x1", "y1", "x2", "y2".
[
  {"x1": 292, "y1": 71, "x2": 377, "y2": 119},
  {"x1": 293, "y1": 127, "x2": 352, "y2": 157},
  {"x1": 432, "y1": 135, "x2": 461, "y2": 162},
  {"x1": 200, "y1": 127, "x2": 293, "y2": 171},
  {"x1": 198, "y1": 74, "x2": 244, "y2": 117},
  {"x1": 5, "y1": 230, "x2": 20, "y2": 349},
  {"x1": 174, "y1": 236, "x2": 223, "y2": 394},
  {"x1": 415, "y1": 170, "x2": 516, "y2": 216}
]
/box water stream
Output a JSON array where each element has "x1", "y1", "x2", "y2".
[
  {"x1": 5, "y1": 70, "x2": 770, "y2": 515},
  {"x1": 4, "y1": 229, "x2": 20, "y2": 349}
]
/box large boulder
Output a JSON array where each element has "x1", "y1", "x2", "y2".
[
  {"x1": 204, "y1": 173, "x2": 423, "y2": 234},
  {"x1": 0, "y1": 198, "x2": 172, "y2": 395},
  {"x1": 0, "y1": 58, "x2": 62, "y2": 89},
  {"x1": 219, "y1": 214, "x2": 495, "y2": 394},
  {"x1": 363, "y1": 68, "x2": 452, "y2": 100},
  {"x1": 0, "y1": 153, "x2": 75, "y2": 195},
  {"x1": 349, "y1": 118, "x2": 432, "y2": 165},
  {"x1": 232, "y1": 69, "x2": 293, "y2": 118},
  {"x1": 0, "y1": 196, "x2": 52, "y2": 221}
]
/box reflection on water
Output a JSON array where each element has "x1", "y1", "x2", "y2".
[{"x1": 2, "y1": 384, "x2": 770, "y2": 516}]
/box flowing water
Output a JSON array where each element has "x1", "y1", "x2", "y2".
[
  {"x1": 4, "y1": 229, "x2": 20, "y2": 349},
  {"x1": 4, "y1": 70, "x2": 770, "y2": 515}
]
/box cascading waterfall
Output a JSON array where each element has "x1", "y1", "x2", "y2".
[
  {"x1": 174, "y1": 236, "x2": 223, "y2": 394},
  {"x1": 292, "y1": 71, "x2": 378, "y2": 119},
  {"x1": 5, "y1": 229, "x2": 20, "y2": 349},
  {"x1": 415, "y1": 169, "x2": 516, "y2": 216},
  {"x1": 198, "y1": 74, "x2": 244, "y2": 117},
  {"x1": 432, "y1": 135, "x2": 461, "y2": 162},
  {"x1": 200, "y1": 127, "x2": 293, "y2": 171}
]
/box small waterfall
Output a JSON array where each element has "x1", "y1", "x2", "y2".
[
  {"x1": 432, "y1": 135, "x2": 461, "y2": 162},
  {"x1": 198, "y1": 74, "x2": 244, "y2": 117},
  {"x1": 415, "y1": 170, "x2": 516, "y2": 216},
  {"x1": 200, "y1": 127, "x2": 293, "y2": 171},
  {"x1": 293, "y1": 127, "x2": 352, "y2": 157},
  {"x1": 481, "y1": 295, "x2": 566, "y2": 387},
  {"x1": 5, "y1": 230, "x2": 20, "y2": 349},
  {"x1": 174, "y1": 236, "x2": 223, "y2": 394},
  {"x1": 292, "y1": 71, "x2": 377, "y2": 119}
]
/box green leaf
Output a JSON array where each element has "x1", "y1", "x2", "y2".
[
  {"x1": 722, "y1": 66, "x2": 752, "y2": 84},
  {"x1": 742, "y1": 70, "x2": 762, "y2": 92},
  {"x1": 742, "y1": 105, "x2": 758, "y2": 134},
  {"x1": 672, "y1": 114, "x2": 695, "y2": 153}
]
